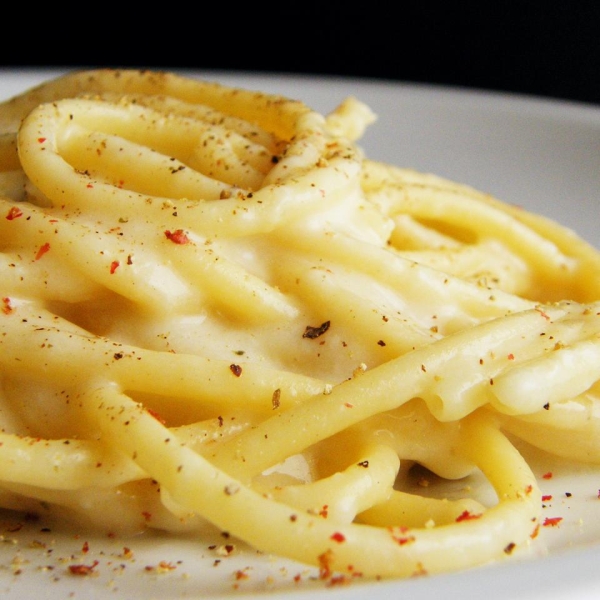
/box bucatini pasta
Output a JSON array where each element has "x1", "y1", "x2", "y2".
[{"x1": 0, "y1": 69, "x2": 599, "y2": 581}]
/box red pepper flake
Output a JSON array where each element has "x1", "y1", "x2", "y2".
[
  {"x1": 37, "y1": 137, "x2": 46, "y2": 144},
  {"x1": 543, "y1": 517, "x2": 563, "y2": 527},
  {"x1": 82, "y1": 541, "x2": 89, "y2": 553},
  {"x1": 35, "y1": 242, "x2": 50, "y2": 260},
  {"x1": 507, "y1": 353, "x2": 515, "y2": 360},
  {"x1": 142, "y1": 511, "x2": 152, "y2": 522},
  {"x1": 157, "y1": 561, "x2": 176, "y2": 572},
  {"x1": 317, "y1": 549, "x2": 334, "y2": 580},
  {"x1": 542, "y1": 494, "x2": 553, "y2": 502},
  {"x1": 229, "y1": 364, "x2": 242, "y2": 377},
  {"x1": 542, "y1": 472, "x2": 553, "y2": 479},
  {"x1": 330, "y1": 532, "x2": 346, "y2": 543},
  {"x1": 110, "y1": 260, "x2": 120, "y2": 274},
  {"x1": 2, "y1": 297, "x2": 13, "y2": 315},
  {"x1": 5, "y1": 206, "x2": 22, "y2": 220},
  {"x1": 68, "y1": 560, "x2": 99, "y2": 576},
  {"x1": 86, "y1": 183, "x2": 94, "y2": 188},
  {"x1": 535, "y1": 307, "x2": 551, "y2": 320},
  {"x1": 345, "y1": 565, "x2": 363, "y2": 578},
  {"x1": 392, "y1": 534, "x2": 415, "y2": 545},
  {"x1": 303, "y1": 321, "x2": 330, "y2": 339},
  {"x1": 147, "y1": 408, "x2": 166, "y2": 425},
  {"x1": 164, "y1": 229, "x2": 190, "y2": 244},
  {"x1": 456, "y1": 510, "x2": 482, "y2": 522},
  {"x1": 144, "y1": 561, "x2": 177, "y2": 573},
  {"x1": 235, "y1": 569, "x2": 249, "y2": 580}
]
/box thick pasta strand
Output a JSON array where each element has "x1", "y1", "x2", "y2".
[
  {"x1": 0, "y1": 68, "x2": 599, "y2": 583},
  {"x1": 17, "y1": 96, "x2": 364, "y2": 237},
  {"x1": 362, "y1": 160, "x2": 600, "y2": 301},
  {"x1": 79, "y1": 386, "x2": 540, "y2": 578}
]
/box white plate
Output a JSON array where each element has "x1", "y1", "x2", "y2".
[{"x1": 0, "y1": 69, "x2": 599, "y2": 600}]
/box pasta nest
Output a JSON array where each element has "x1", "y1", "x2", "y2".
[{"x1": 0, "y1": 69, "x2": 599, "y2": 581}]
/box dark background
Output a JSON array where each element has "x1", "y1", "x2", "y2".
[{"x1": 5, "y1": 3, "x2": 600, "y2": 106}]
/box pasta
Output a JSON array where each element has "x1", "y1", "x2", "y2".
[{"x1": 0, "y1": 68, "x2": 599, "y2": 582}]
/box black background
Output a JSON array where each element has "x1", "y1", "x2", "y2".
[{"x1": 5, "y1": 2, "x2": 600, "y2": 106}]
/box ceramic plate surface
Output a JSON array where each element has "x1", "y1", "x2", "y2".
[{"x1": 0, "y1": 69, "x2": 599, "y2": 600}]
